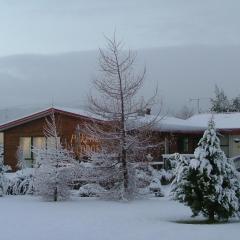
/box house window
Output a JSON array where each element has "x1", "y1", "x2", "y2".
[
  {"x1": 46, "y1": 137, "x2": 60, "y2": 149},
  {"x1": 219, "y1": 135, "x2": 229, "y2": 157},
  {"x1": 19, "y1": 136, "x2": 61, "y2": 167},
  {"x1": 20, "y1": 137, "x2": 32, "y2": 159},
  {"x1": 0, "y1": 132, "x2": 3, "y2": 145},
  {"x1": 33, "y1": 137, "x2": 46, "y2": 149},
  {"x1": 19, "y1": 137, "x2": 32, "y2": 167},
  {"x1": 32, "y1": 137, "x2": 46, "y2": 159},
  {"x1": 178, "y1": 137, "x2": 189, "y2": 153}
]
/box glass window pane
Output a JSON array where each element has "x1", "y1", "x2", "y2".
[
  {"x1": 178, "y1": 137, "x2": 189, "y2": 153},
  {"x1": 220, "y1": 135, "x2": 229, "y2": 146},
  {"x1": 33, "y1": 137, "x2": 46, "y2": 160},
  {"x1": 19, "y1": 137, "x2": 32, "y2": 159},
  {"x1": 33, "y1": 137, "x2": 46, "y2": 149},
  {"x1": 47, "y1": 137, "x2": 60, "y2": 149},
  {"x1": 183, "y1": 137, "x2": 189, "y2": 153}
]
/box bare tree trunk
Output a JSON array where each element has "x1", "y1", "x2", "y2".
[
  {"x1": 121, "y1": 145, "x2": 128, "y2": 192},
  {"x1": 116, "y1": 49, "x2": 129, "y2": 195}
]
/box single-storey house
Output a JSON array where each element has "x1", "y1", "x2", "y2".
[
  {"x1": 1, "y1": 107, "x2": 240, "y2": 171},
  {"x1": 0, "y1": 107, "x2": 104, "y2": 170}
]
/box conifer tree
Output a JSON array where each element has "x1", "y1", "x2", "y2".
[
  {"x1": 33, "y1": 112, "x2": 77, "y2": 201},
  {"x1": 231, "y1": 95, "x2": 240, "y2": 112},
  {"x1": 171, "y1": 119, "x2": 240, "y2": 222},
  {"x1": 210, "y1": 85, "x2": 230, "y2": 113}
]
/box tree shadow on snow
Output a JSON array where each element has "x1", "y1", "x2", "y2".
[{"x1": 171, "y1": 218, "x2": 240, "y2": 225}]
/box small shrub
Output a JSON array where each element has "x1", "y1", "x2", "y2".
[
  {"x1": 5, "y1": 169, "x2": 34, "y2": 195},
  {"x1": 79, "y1": 183, "x2": 107, "y2": 197}
]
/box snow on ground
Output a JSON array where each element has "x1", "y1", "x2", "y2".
[{"x1": 0, "y1": 196, "x2": 239, "y2": 240}]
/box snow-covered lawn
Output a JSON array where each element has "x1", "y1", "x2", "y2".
[{"x1": 0, "y1": 196, "x2": 239, "y2": 240}]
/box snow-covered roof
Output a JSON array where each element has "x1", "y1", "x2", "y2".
[
  {"x1": 132, "y1": 112, "x2": 240, "y2": 133},
  {"x1": 0, "y1": 106, "x2": 105, "y2": 131},
  {"x1": 1, "y1": 107, "x2": 240, "y2": 133},
  {"x1": 130, "y1": 115, "x2": 205, "y2": 133},
  {"x1": 185, "y1": 113, "x2": 240, "y2": 130},
  {"x1": 158, "y1": 116, "x2": 205, "y2": 132}
]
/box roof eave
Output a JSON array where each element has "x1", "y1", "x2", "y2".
[{"x1": 0, "y1": 107, "x2": 106, "y2": 132}]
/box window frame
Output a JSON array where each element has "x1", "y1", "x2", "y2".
[{"x1": 19, "y1": 136, "x2": 60, "y2": 167}]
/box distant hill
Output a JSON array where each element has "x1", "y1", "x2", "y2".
[{"x1": 0, "y1": 45, "x2": 240, "y2": 119}]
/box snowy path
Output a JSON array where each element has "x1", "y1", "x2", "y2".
[{"x1": 0, "y1": 196, "x2": 239, "y2": 240}]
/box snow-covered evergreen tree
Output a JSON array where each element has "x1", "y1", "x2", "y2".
[
  {"x1": 171, "y1": 119, "x2": 240, "y2": 222},
  {"x1": 230, "y1": 95, "x2": 240, "y2": 112},
  {"x1": 210, "y1": 85, "x2": 231, "y2": 113},
  {"x1": 33, "y1": 112, "x2": 77, "y2": 201}
]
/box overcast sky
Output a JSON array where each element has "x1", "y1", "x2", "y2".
[
  {"x1": 0, "y1": 0, "x2": 240, "y2": 55},
  {"x1": 0, "y1": 0, "x2": 240, "y2": 117}
]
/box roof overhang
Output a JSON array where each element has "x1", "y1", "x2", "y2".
[{"x1": 0, "y1": 107, "x2": 105, "y2": 132}]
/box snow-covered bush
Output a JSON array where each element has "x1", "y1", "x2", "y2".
[
  {"x1": 159, "y1": 169, "x2": 174, "y2": 185},
  {"x1": 164, "y1": 153, "x2": 178, "y2": 170},
  {"x1": 5, "y1": 169, "x2": 34, "y2": 195},
  {"x1": 0, "y1": 159, "x2": 5, "y2": 197},
  {"x1": 0, "y1": 145, "x2": 11, "y2": 196},
  {"x1": 135, "y1": 163, "x2": 164, "y2": 196},
  {"x1": 78, "y1": 153, "x2": 167, "y2": 199},
  {"x1": 79, "y1": 183, "x2": 107, "y2": 197},
  {"x1": 77, "y1": 155, "x2": 165, "y2": 199},
  {"x1": 171, "y1": 119, "x2": 240, "y2": 222},
  {"x1": 149, "y1": 178, "x2": 164, "y2": 197},
  {"x1": 135, "y1": 164, "x2": 153, "y2": 188},
  {"x1": 160, "y1": 153, "x2": 194, "y2": 185},
  {"x1": 158, "y1": 153, "x2": 181, "y2": 185},
  {"x1": 84, "y1": 151, "x2": 137, "y2": 200}
]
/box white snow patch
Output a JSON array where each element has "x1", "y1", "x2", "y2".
[{"x1": 0, "y1": 196, "x2": 239, "y2": 240}]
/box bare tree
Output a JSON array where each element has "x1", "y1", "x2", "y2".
[{"x1": 82, "y1": 34, "x2": 159, "y2": 200}]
